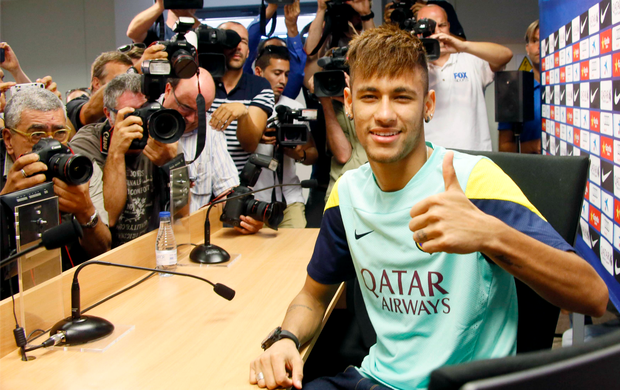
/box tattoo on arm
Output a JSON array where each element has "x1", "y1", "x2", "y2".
[
  {"x1": 494, "y1": 255, "x2": 523, "y2": 269},
  {"x1": 287, "y1": 304, "x2": 313, "y2": 313}
]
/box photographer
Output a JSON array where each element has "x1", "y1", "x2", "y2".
[
  {"x1": 1, "y1": 88, "x2": 111, "y2": 261},
  {"x1": 303, "y1": 0, "x2": 375, "y2": 90},
  {"x1": 384, "y1": 1, "x2": 466, "y2": 40},
  {"x1": 160, "y1": 71, "x2": 241, "y2": 215},
  {"x1": 244, "y1": 0, "x2": 306, "y2": 100},
  {"x1": 69, "y1": 74, "x2": 178, "y2": 247},
  {"x1": 253, "y1": 46, "x2": 318, "y2": 228},
  {"x1": 416, "y1": 4, "x2": 512, "y2": 151},
  {"x1": 209, "y1": 22, "x2": 275, "y2": 173},
  {"x1": 126, "y1": 0, "x2": 200, "y2": 45}
]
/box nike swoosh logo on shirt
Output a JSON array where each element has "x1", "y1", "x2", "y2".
[
  {"x1": 581, "y1": 17, "x2": 588, "y2": 34},
  {"x1": 355, "y1": 230, "x2": 374, "y2": 240},
  {"x1": 602, "y1": 4, "x2": 610, "y2": 21},
  {"x1": 591, "y1": 88, "x2": 599, "y2": 103},
  {"x1": 603, "y1": 170, "x2": 612, "y2": 182}
]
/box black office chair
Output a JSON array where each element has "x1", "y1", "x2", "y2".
[
  {"x1": 429, "y1": 329, "x2": 620, "y2": 390},
  {"x1": 350, "y1": 151, "x2": 590, "y2": 372}
]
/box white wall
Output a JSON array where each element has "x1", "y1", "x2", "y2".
[{"x1": 1, "y1": 0, "x2": 116, "y2": 94}]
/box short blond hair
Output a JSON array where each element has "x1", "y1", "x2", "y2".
[
  {"x1": 346, "y1": 24, "x2": 429, "y2": 92},
  {"x1": 525, "y1": 20, "x2": 539, "y2": 44}
]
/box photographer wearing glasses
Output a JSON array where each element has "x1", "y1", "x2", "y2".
[
  {"x1": 1, "y1": 88, "x2": 111, "y2": 261},
  {"x1": 70, "y1": 74, "x2": 179, "y2": 247}
]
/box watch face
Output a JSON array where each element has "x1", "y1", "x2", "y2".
[{"x1": 261, "y1": 327, "x2": 282, "y2": 350}]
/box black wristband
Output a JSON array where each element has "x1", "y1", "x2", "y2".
[{"x1": 360, "y1": 11, "x2": 374, "y2": 21}]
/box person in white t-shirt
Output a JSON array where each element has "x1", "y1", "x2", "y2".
[
  {"x1": 417, "y1": 4, "x2": 513, "y2": 151},
  {"x1": 253, "y1": 46, "x2": 318, "y2": 228}
]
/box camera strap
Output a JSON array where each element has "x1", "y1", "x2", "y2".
[
  {"x1": 260, "y1": 0, "x2": 278, "y2": 38},
  {"x1": 185, "y1": 93, "x2": 206, "y2": 164},
  {"x1": 99, "y1": 122, "x2": 113, "y2": 156},
  {"x1": 308, "y1": 12, "x2": 333, "y2": 57},
  {"x1": 271, "y1": 147, "x2": 287, "y2": 207}
]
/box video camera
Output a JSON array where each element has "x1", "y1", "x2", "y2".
[
  {"x1": 314, "y1": 46, "x2": 349, "y2": 98},
  {"x1": 265, "y1": 106, "x2": 316, "y2": 147},
  {"x1": 195, "y1": 25, "x2": 242, "y2": 78},
  {"x1": 31, "y1": 139, "x2": 93, "y2": 185},
  {"x1": 389, "y1": 1, "x2": 440, "y2": 60},
  {"x1": 163, "y1": 0, "x2": 203, "y2": 9},
  {"x1": 220, "y1": 154, "x2": 285, "y2": 229}
]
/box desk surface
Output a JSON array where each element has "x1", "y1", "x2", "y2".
[{"x1": 0, "y1": 228, "x2": 328, "y2": 390}]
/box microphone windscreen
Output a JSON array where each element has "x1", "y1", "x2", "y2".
[
  {"x1": 300, "y1": 179, "x2": 318, "y2": 189},
  {"x1": 41, "y1": 219, "x2": 83, "y2": 250},
  {"x1": 214, "y1": 283, "x2": 235, "y2": 301}
]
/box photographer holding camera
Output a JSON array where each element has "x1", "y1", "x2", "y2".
[
  {"x1": 416, "y1": 5, "x2": 512, "y2": 151},
  {"x1": 1, "y1": 88, "x2": 111, "y2": 261},
  {"x1": 253, "y1": 46, "x2": 318, "y2": 228},
  {"x1": 244, "y1": 0, "x2": 306, "y2": 100},
  {"x1": 126, "y1": 0, "x2": 201, "y2": 46},
  {"x1": 209, "y1": 22, "x2": 275, "y2": 173},
  {"x1": 69, "y1": 74, "x2": 179, "y2": 247}
]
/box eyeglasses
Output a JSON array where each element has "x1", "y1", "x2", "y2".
[
  {"x1": 117, "y1": 43, "x2": 147, "y2": 53},
  {"x1": 8, "y1": 127, "x2": 70, "y2": 143},
  {"x1": 171, "y1": 88, "x2": 197, "y2": 117}
]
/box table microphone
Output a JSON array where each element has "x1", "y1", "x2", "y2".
[
  {"x1": 0, "y1": 218, "x2": 83, "y2": 268},
  {"x1": 189, "y1": 179, "x2": 318, "y2": 265},
  {"x1": 50, "y1": 260, "x2": 235, "y2": 346}
]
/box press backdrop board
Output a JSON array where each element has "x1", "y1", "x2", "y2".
[{"x1": 540, "y1": 0, "x2": 620, "y2": 308}]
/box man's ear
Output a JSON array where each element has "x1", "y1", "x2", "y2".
[
  {"x1": 255, "y1": 66, "x2": 263, "y2": 77},
  {"x1": 2, "y1": 128, "x2": 15, "y2": 156},
  {"x1": 91, "y1": 77, "x2": 102, "y2": 92},
  {"x1": 424, "y1": 89, "x2": 436, "y2": 119},
  {"x1": 344, "y1": 87, "x2": 353, "y2": 118}
]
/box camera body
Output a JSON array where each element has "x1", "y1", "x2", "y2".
[
  {"x1": 389, "y1": 0, "x2": 416, "y2": 28},
  {"x1": 266, "y1": 105, "x2": 316, "y2": 147},
  {"x1": 314, "y1": 46, "x2": 349, "y2": 98},
  {"x1": 154, "y1": 17, "x2": 198, "y2": 79},
  {"x1": 31, "y1": 139, "x2": 93, "y2": 185},
  {"x1": 220, "y1": 154, "x2": 285, "y2": 229},
  {"x1": 195, "y1": 25, "x2": 242, "y2": 78}
]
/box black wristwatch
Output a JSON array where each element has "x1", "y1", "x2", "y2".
[
  {"x1": 261, "y1": 327, "x2": 300, "y2": 350},
  {"x1": 80, "y1": 210, "x2": 99, "y2": 229},
  {"x1": 360, "y1": 11, "x2": 374, "y2": 21}
]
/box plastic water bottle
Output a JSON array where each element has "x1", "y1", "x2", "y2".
[{"x1": 156, "y1": 211, "x2": 177, "y2": 276}]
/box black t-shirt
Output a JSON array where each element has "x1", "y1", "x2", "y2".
[
  {"x1": 143, "y1": 22, "x2": 175, "y2": 46},
  {"x1": 66, "y1": 95, "x2": 89, "y2": 131}
]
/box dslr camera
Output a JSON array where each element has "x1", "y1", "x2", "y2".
[
  {"x1": 31, "y1": 139, "x2": 93, "y2": 185},
  {"x1": 220, "y1": 154, "x2": 285, "y2": 229},
  {"x1": 195, "y1": 25, "x2": 242, "y2": 78},
  {"x1": 155, "y1": 17, "x2": 198, "y2": 79},
  {"x1": 314, "y1": 46, "x2": 349, "y2": 98},
  {"x1": 265, "y1": 106, "x2": 316, "y2": 147},
  {"x1": 124, "y1": 60, "x2": 187, "y2": 150}
]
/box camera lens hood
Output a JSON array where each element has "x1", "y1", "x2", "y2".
[{"x1": 148, "y1": 108, "x2": 186, "y2": 144}]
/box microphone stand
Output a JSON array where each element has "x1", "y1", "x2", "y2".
[
  {"x1": 190, "y1": 181, "x2": 317, "y2": 265},
  {"x1": 49, "y1": 260, "x2": 235, "y2": 346}
]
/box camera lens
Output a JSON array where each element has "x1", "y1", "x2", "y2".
[
  {"x1": 315, "y1": 71, "x2": 346, "y2": 97},
  {"x1": 246, "y1": 200, "x2": 284, "y2": 228},
  {"x1": 49, "y1": 153, "x2": 93, "y2": 185},
  {"x1": 170, "y1": 50, "x2": 198, "y2": 79},
  {"x1": 149, "y1": 109, "x2": 186, "y2": 144}
]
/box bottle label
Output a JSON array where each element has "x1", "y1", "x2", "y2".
[{"x1": 156, "y1": 250, "x2": 177, "y2": 266}]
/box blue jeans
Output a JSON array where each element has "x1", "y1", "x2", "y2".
[{"x1": 304, "y1": 366, "x2": 393, "y2": 390}]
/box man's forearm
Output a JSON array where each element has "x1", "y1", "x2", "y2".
[
  {"x1": 9, "y1": 67, "x2": 31, "y2": 84},
  {"x1": 462, "y1": 41, "x2": 513, "y2": 71},
  {"x1": 482, "y1": 217, "x2": 608, "y2": 317},
  {"x1": 127, "y1": 3, "x2": 163, "y2": 42},
  {"x1": 236, "y1": 108, "x2": 267, "y2": 153},
  {"x1": 320, "y1": 98, "x2": 352, "y2": 164},
  {"x1": 103, "y1": 153, "x2": 128, "y2": 227},
  {"x1": 80, "y1": 222, "x2": 112, "y2": 257},
  {"x1": 79, "y1": 87, "x2": 106, "y2": 126},
  {"x1": 304, "y1": 10, "x2": 326, "y2": 58}
]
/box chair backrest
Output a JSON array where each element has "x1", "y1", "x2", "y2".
[
  {"x1": 461, "y1": 151, "x2": 589, "y2": 353},
  {"x1": 429, "y1": 329, "x2": 620, "y2": 390}
]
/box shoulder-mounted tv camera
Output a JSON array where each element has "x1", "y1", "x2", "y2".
[
  {"x1": 314, "y1": 46, "x2": 349, "y2": 98},
  {"x1": 195, "y1": 25, "x2": 242, "y2": 78},
  {"x1": 265, "y1": 106, "x2": 316, "y2": 147},
  {"x1": 220, "y1": 154, "x2": 285, "y2": 229}
]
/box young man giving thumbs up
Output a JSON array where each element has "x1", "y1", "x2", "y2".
[{"x1": 249, "y1": 24, "x2": 608, "y2": 390}]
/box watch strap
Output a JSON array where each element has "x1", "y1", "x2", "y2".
[
  {"x1": 80, "y1": 210, "x2": 99, "y2": 229},
  {"x1": 360, "y1": 11, "x2": 374, "y2": 21}
]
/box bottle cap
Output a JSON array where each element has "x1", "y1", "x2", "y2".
[{"x1": 159, "y1": 211, "x2": 171, "y2": 218}]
